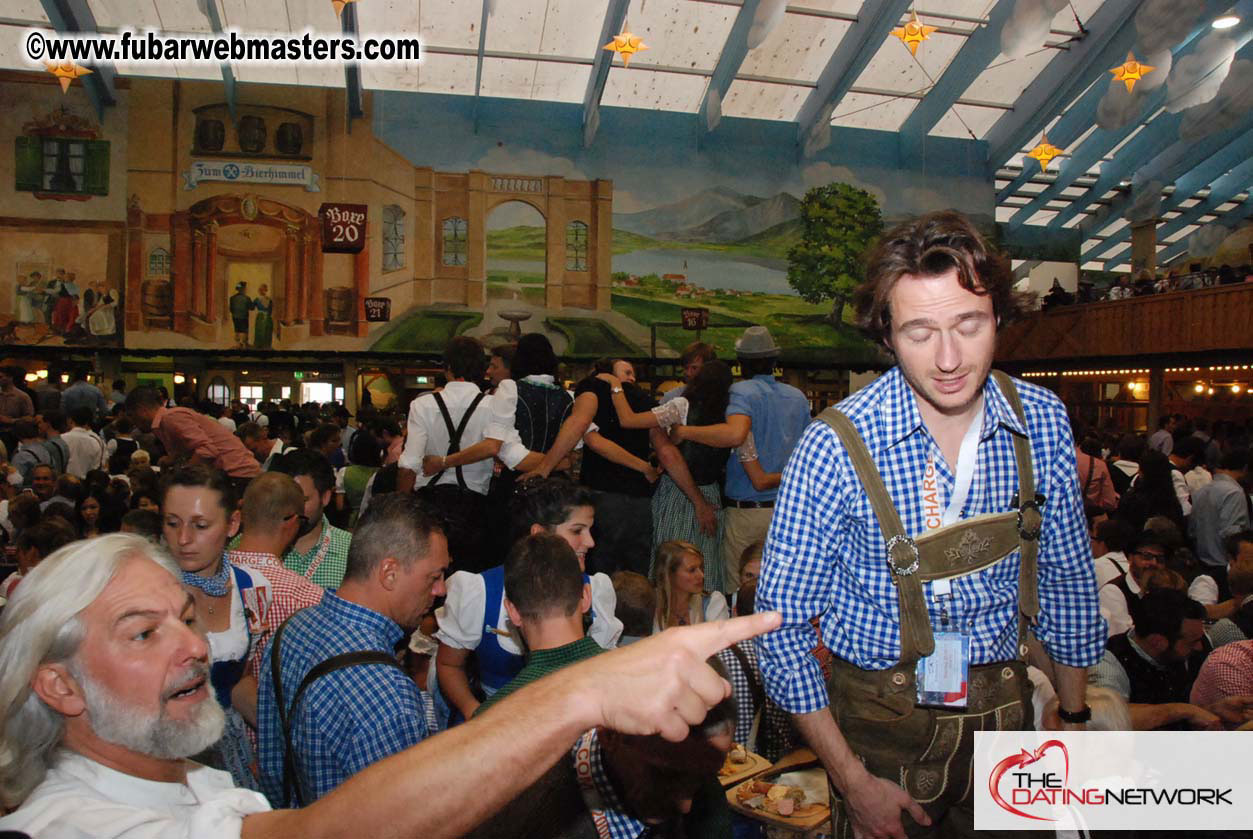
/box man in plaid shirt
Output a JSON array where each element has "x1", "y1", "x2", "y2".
[{"x1": 757, "y1": 212, "x2": 1105, "y2": 839}]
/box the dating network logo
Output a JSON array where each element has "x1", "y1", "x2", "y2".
[{"x1": 988, "y1": 740, "x2": 1070, "y2": 821}]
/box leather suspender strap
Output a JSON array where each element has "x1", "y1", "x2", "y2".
[
  {"x1": 991, "y1": 370, "x2": 1042, "y2": 638},
  {"x1": 429, "y1": 390, "x2": 488, "y2": 490},
  {"x1": 271, "y1": 616, "x2": 404, "y2": 806},
  {"x1": 816, "y1": 408, "x2": 935, "y2": 663}
]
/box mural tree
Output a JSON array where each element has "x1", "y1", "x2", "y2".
[{"x1": 786, "y1": 183, "x2": 882, "y2": 325}]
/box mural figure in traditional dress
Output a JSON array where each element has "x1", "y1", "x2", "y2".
[
  {"x1": 229, "y1": 281, "x2": 253, "y2": 348},
  {"x1": 253, "y1": 284, "x2": 273, "y2": 349}
]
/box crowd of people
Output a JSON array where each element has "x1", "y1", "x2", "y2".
[
  {"x1": 1041, "y1": 263, "x2": 1253, "y2": 309},
  {"x1": 0, "y1": 210, "x2": 1249, "y2": 839}
]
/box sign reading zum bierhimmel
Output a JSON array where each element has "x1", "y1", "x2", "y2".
[{"x1": 183, "y1": 160, "x2": 321, "y2": 192}]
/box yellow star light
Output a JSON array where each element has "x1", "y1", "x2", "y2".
[
  {"x1": 891, "y1": 9, "x2": 937, "y2": 57},
  {"x1": 1109, "y1": 51, "x2": 1155, "y2": 93},
  {"x1": 44, "y1": 60, "x2": 92, "y2": 93},
  {"x1": 1025, "y1": 136, "x2": 1066, "y2": 173},
  {"x1": 331, "y1": 0, "x2": 357, "y2": 18},
  {"x1": 603, "y1": 29, "x2": 648, "y2": 67}
]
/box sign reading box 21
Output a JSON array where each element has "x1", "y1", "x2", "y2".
[
  {"x1": 974, "y1": 731, "x2": 1253, "y2": 831},
  {"x1": 320, "y1": 203, "x2": 367, "y2": 254}
]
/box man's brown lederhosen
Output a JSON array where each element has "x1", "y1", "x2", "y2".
[{"x1": 818, "y1": 371, "x2": 1042, "y2": 838}]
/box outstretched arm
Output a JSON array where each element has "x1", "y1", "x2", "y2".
[
  {"x1": 242, "y1": 612, "x2": 783, "y2": 839},
  {"x1": 673, "y1": 414, "x2": 751, "y2": 449},
  {"x1": 586, "y1": 430, "x2": 659, "y2": 483},
  {"x1": 651, "y1": 427, "x2": 716, "y2": 536}
]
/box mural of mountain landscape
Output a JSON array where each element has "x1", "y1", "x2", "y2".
[{"x1": 484, "y1": 185, "x2": 880, "y2": 365}]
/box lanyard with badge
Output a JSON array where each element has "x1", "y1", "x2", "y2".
[{"x1": 914, "y1": 412, "x2": 981, "y2": 709}]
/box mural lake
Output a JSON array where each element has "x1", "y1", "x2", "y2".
[{"x1": 488, "y1": 251, "x2": 792, "y2": 296}]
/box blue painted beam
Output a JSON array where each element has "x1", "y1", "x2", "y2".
[
  {"x1": 39, "y1": 0, "x2": 116, "y2": 120},
  {"x1": 795, "y1": 0, "x2": 914, "y2": 154},
  {"x1": 1079, "y1": 113, "x2": 1253, "y2": 245},
  {"x1": 1155, "y1": 157, "x2": 1253, "y2": 242},
  {"x1": 899, "y1": 0, "x2": 1015, "y2": 159},
  {"x1": 1006, "y1": 14, "x2": 1238, "y2": 228},
  {"x1": 472, "y1": 0, "x2": 491, "y2": 132},
  {"x1": 985, "y1": 0, "x2": 1140, "y2": 170},
  {"x1": 582, "y1": 0, "x2": 631, "y2": 148},
  {"x1": 1042, "y1": 112, "x2": 1183, "y2": 232},
  {"x1": 342, "y1": 3, "x2": 364, "y2": 125},
  {"x1": 1085, "y1": 127, "x2": 1253, "y2": 260},
  {"x1": 699, "y1": 0, "x2": 760, "y2": 137},
  {"x1": 197, "y1": 0, "x2": 237, "y2": 123},
  {"x1": 1157, "y1": 197, "x2": 1253, "y2": 266}
]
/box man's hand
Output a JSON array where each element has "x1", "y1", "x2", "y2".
[
  {"x1": 517, "y1": 464, "x2": 552, "y2": 484},
  {"x1": 1183, "y1": 703, "x2": 1224, "y2": 730},
  {"x1": 1208, "y1": 695, "x2": 1253, "y2": 727},
  {"x1": 567, "y1": 611, "x2": 781, "y2": 743},
  {"x1": 421, "y1": 455, "x2": 445, "y2": 476},
  {"x1": 694, "y1": 498, "x2": 717, "y2": 536},
  {"x1": 842, "y1": 772, "x2": 932, "y2": 839},
  {"x1": 643, "y1": 464, "x2": 662, "y2": 484}
]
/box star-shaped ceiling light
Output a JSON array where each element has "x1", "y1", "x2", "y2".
[
  {"x1": 891, "y1": 9, "x2": 937, "y2": 56},
  {"x1": 1025, "y1": 135, "x2": 1065, "y2": 172},
  {"x1": 603, "y1": 28, "x2": 648, "y2": 67},
  {"x1": 1109, "y1": 52, "x2": 1155, "y2": 93},
  {"x1": 331, "y1": 0, "x2": 357, "y2": 17},
  {"x1": 45, "y1": 60, "x2": 92, "y2": 93}
]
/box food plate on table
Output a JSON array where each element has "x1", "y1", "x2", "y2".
[
  {"x1": 727, "y1": 767, "x2": 830, "y2": 830},
  {"x1": 718, "y1": 743, "x2": 771, "y2": 787}
]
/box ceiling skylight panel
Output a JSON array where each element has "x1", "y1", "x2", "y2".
[
  {"x1": 829, "y1": 90, "x2": 916, "y2": 131},
  {"x1": 852, "y1": 29, "x2": 966, "y2": 97},
  {"x1": 625, "y1": 0, "x2": 736, "y2": 72},
  {"x1": 418, "y1": 0, "x2": 483, "y2": 51},
  {"x1": 601, "y1": 66, "x2": 708, "y2": 112},
  {"x1": 738, "y1": 13, "x2": 852, "y2": 83},
  {"x1": 536, "y1": 0, "x2": 611, "y2": 59},
  {"x1": 530, "y1": 59, "x2": 590, "y2": 102},
  {"x1": 721, "y1": 79, "x2": 809, "y2": 121},
  {"x1": 485, "y1": 0, "x2": 550, "y2": 55},
  {"x1": 478, "y1": 56, "x2": 540, "y2": 101},
  {"x1": 416, "y1": 51, "x2": 478, "y2": 94}
]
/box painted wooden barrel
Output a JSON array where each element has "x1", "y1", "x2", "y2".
[
  {"x1": 276, "y1": 122, "x2": 304, "y2": 156},
  {"x1": 141, "y1": 280, "x2": 172, "y2": 328},
  {"x1": 237, "y1": 116, "x2": 266, "y2": 153},
  {"x1": 196, "y1": 118, "x2": 225, "y2": 152}
]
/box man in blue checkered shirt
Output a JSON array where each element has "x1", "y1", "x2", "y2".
[
  {"x1": 257, "y1": 493, "x2": 447, "y2": 806},
  {"x1": 757, "y1": 212, "x2": 1105, "y2": 839}
]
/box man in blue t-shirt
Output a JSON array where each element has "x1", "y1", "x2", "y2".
[{"x1": 673, "y1": 326, "x2": 810, "y2": 591}]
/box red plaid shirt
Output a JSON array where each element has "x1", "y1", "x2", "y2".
[
  {"x1": 1190, "y1": 639, "x2": 1253, "y2": 710},
  {"x1": 228, "y1": 549, "x2": 325, "y2": 681}
]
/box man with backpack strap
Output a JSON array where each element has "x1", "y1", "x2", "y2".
[
  {"x1": 257, "y1": 493, "x2": 448, "y2": 807},
  {"x1": 758, "y1": 212, "x2": 1105, "y2": 839},
  {"x1": 397, "y1": 337, "x2": 533, "y2": 574}
]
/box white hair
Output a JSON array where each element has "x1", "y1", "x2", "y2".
[{"x1": 0, "y1": 534, "x2": 180, "y2": 807}]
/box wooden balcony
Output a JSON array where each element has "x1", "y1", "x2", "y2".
[{"x1": 996, "y1": 283, "x2": 1253, "y2": 364}]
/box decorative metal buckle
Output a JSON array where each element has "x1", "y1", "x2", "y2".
[
  {"x1": 885, "y1": 534, "x2": 920, "y2": 577},
  {"x1": 1014, "y1": 492, "x2": 1045, "y2": 540}
]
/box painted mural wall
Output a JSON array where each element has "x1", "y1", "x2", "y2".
[{"x1": 0, "y1": 73, "x2": 995, "y2": 364}]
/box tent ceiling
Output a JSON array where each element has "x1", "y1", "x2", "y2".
[{"x1": 4, "y1": 0, "x2": 1250, "y2": 271}]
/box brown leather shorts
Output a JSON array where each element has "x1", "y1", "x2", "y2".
[{"x1": 826, "y1": 657, "x2": 1033, "y2": 839}]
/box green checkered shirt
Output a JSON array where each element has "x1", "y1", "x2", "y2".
[
  {"x1": 282, "y1": 515, "x2": 352, "y2": 589},
  {"x1": 477, "y1": 636, "x2": 603, "y2": 714}
]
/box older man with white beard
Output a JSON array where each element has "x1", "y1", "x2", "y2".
[{"x1": 0, "y1": 534, "x2": 779, "y2": 839}]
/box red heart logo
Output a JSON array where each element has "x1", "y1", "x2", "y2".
[{"x1": 988, "y1": 739, "x2": 1069, "y2": 822}]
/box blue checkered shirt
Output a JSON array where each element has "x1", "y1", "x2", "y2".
[
  {"x1": 757, "y1": 368, "x2": 1105, "y2": 714},
  {"x1": 257, "y1": 593, "x2": 429, "y2": 806}
]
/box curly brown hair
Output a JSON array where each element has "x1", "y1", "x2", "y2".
[{"x1": 852, "y1": 211, "x2": 1033, "y2": 345}]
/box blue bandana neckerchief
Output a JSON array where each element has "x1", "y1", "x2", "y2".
[{"x1": 182, "y1": 553, "x2": 232, "y2": 597}]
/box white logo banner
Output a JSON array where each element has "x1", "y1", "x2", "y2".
[
  {"x1": 975, "y1": 731, "x2": 1253, "y2": 831},
  {"x1": 183, "y1": 160, "x2": 320, "y2": 192}
]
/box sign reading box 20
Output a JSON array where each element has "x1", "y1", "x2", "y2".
[{"x1": 319, "y1": 203, "x2": 367, "y2": 254}]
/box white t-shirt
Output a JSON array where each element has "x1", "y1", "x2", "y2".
[
  {"x1": 435, "y1": 568, "x2": 623, "y2": 653},
  {"x1": 0, "y1": 752, "x2": 270, "y2": 839},
  {"x1": 652, "y1": 590, "x2": 730, "y2": 634},
  {"x1": 1099, "y1": 571, "x2": 1142, "y2": 639},
  {"x1": 1093, "y1": 552, "x2": 1127, "y2": 589}
]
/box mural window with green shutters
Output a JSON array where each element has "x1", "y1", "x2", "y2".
[
  {"x1": 383, "y1": 205, "x2": 406, "y2": 272},
  {"x1": 442, "y1": 216, "x2": 467, "y2": 266},
  {"x1": 15, "y1": 136, "x2": 110, "y2": 196},
  {"x1": 566, "y1": 220, "x2": 588, "y2": 271}
]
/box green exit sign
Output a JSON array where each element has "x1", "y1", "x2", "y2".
[{"x1": 293, "y1": 371, "x2": 304, "y2": 380}]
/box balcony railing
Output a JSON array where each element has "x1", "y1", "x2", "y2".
[{"x1": 996, "y1": 283, "x2": 1253, "y2": 363}]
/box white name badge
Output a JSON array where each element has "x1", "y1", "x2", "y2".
[{"x1": 916, "y1": 631, "x2": 970, "y2": 709}]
